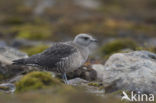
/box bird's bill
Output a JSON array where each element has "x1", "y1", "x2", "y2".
[{"x1": 91, "y1": 39, "x2": 98, "y2": 42}]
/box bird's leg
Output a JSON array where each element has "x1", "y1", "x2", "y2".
[{"x1": 62, "y1": 73, "x2": 68, "y2": 84}]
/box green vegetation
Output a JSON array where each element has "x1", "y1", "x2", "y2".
[
  {"x1": 0, "y1": 0, "x2": 155, "y2": 102},
  {"x1": 136, "y1": 46, "x2": 156, "y2": 54},
  {"x1": 16, "y1": 71, "x2": 62, "y2": 92},
  {"x1": 15, "y1": 24, "x2": 53, "y2": 40},
  {"x1": 0, "y1": 0, "x2": 156, "y2": 40},
  {"x1": 21, "y1": 45, "x2": 49, "y2": 56},
  {"x1": 99, "y1": 39, "x2": 138, "y2": 59},
  {"x1": 88, "y1": 82, "x2": 102, "y2": 87}
]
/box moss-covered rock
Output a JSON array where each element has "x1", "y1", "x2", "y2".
[
  {"x1": 99, "y1": 39, "x2": 138, "y2": 59},
  {"x1": 16, "y1": 71, "x2": 62, "y2": 92},
  {"x1": 21, "y1": 45, "x2": 49, "y2": 56}
]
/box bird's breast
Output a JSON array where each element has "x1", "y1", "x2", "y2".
[{"x1": 64, "y1": 51, "x2": 87, "y2": 73}]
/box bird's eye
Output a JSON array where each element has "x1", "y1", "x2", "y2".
[{"x1": 83, "y1": 37, "x2": 89, "y2": 40}]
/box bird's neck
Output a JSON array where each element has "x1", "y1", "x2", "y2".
[{"x1": 72, "y1": 42, "x2": 89, "y2": 61}]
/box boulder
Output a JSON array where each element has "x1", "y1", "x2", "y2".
[
  {"x1": 92, "y1": 64, "x2": 105, "y2": 81},
  {"x1": 102, "y1": 51, "x2": 156, "y2": 94},
  {"x1": 0, "y1": 46, "x2": 29, "y2": 82},
  {"x1": 0, "y1": 46, "x2": 28, "y2": 64}
]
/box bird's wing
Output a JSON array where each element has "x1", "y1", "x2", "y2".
[{"x1": 15, "y1": 43, "x2": 77, "y2": 68}]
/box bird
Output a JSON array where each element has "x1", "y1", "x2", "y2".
[{"x1": 12, "y1": 33, "x2": 97, "y2": 84}]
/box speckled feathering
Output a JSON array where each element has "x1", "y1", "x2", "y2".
[
  {"x1": 13, "y1": 43, "x2": 81, "y2": 73},
  {"x1": 12, "y1": 33, "x2": 97, "y2": 75}
]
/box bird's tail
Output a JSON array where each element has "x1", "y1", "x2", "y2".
[{"x1": 12, "y1": 59, "x2": 27, "y2": 65}]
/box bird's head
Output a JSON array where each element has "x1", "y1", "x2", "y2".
[{"x1": 73, "y1": 33, "x2": 97, "y2": 47}]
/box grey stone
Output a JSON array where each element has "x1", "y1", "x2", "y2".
[
  {"x1": 0, "y1": 83, "x2": 16, "y2": 93},
  {"x1": 92, "y1": 64, "x2": 105, "y2": 81},
  {"x1": 0, "y1": 46, "x2": 29, "y2": 82},
  {"x1": 68, "y1": 78, "x2": 88, "y2": 85},
  {"x1": 102, "y1": 51, "x2": 156, "y2": 94},
  {"x1": 0, "y1": 46, "x2": 28, "y2": 65}
]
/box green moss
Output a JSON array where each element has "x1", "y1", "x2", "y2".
[
  {"x1": 21, "y1": 45, "x2": 49, "y2": 56},
  {"x1": 15, "y1": 24, "x2": 53, "y2": 40},
  {"x1": 16, "y1": 71, "x2": 62, "y2": 92},
  {"x1": 88, "y1": 82, "x2": 102, "y2": 87},
  {"x1": 136, "y1": 46, "x2": 156, "y2": 54},
  {"x1": 88, "y1": 82, "x2": 104, "y2": 90},
  {"x1": 100, "y1": 39, "x2": 138, "y2": 59}
]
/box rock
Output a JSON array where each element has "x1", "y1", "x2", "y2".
[
  {"x1": 0, "y1": 83, "x2": 16, "y2": 93},
  {"x1": 146, "y1": 38, "x2": 156, "y2": 47},
  {"x1": 92, "y1": 64, "x2": 105, "y2": 81},
  {"x1": 68, "y1": 78, "x2": 88, "y2": 85},
  {"x1": 87, "y1": 82, "x2": 105, "y2": 96},
  {"x1": 68, "y1": 78, "x2": 105, "y2": 96},
  {"x1": 0, "y1": 46, "x2": 29, "y2": 82},
  {"x1": 102, "y1": 51, "x2": 156, "y2": 94},
  {"x1": 0, "y1": 41, "x2": 6, "y2": 47},
  {"x1": 0, "y1": 64, "x2": 29, "y2": 83},
  {"x1": 0, "y1": 46, "x2": 28, "y2": 64}
]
